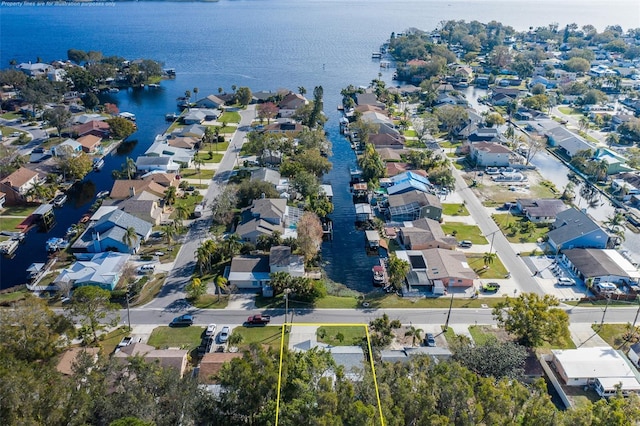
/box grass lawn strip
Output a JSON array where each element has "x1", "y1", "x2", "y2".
[
  {"x1": 466, "y1": 253, "x2": 508, "y2": 278},
  {"x1": 192, "y1": 294, "x2": 229, "y2": 309},
  {"x1": 317, "y1": 326, "x2": 366, "y2": 346},
  {"x1": 181, "y1": 168, "x2": 216, "y2": 179},
  {"x1": 0, "y1": 217, "x2": 26, "y2": 232},
  {"x1": 99, "y1": 327, "x2": 131, "y2": 355},
  {"x1": 468, "y1": 325, "x2": 497, "y2": 345},
  {"x1": 147, "y1": 326, "x2": 205, "y2": 350},
  {"x1": 442, "y1": 203, "x2": 470, "y2": 216},
  {"x1": 592, "y1": 323, "x2": 639, "y2": 352},
  {"x1": 219, "y1": 111, "x2": 241, "y2": 123}
]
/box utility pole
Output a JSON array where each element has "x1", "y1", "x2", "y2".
[
  {"x1": 444, "y1": 293, "x2": 454, "y2": 332},
  {"x1": 632, "y1": 295, "x2": 640, "y2": 339},
  {"x1": 125, "y1": 291, "x2": 131, "y2": 331},
  {"x1": 284, "y1": 289, "x2": 291, "y2": 333},
  {"x1": 600, "y1": 294, "x2": 611, "y2": 329}
]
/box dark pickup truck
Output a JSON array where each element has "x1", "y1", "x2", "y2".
[{"x1": 246, "y1": 314, "x2": 271, "y2": 325}]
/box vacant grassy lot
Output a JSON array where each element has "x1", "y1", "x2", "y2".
[
  {"x1": 558, "y1": 107, "x2": 583, "y2": 115},
  {"x1": 1, "y1": 205, "x2": 38, "y2": 216},
  {"x1": 219, "y1": 111, "x2": 241, "y2": 123},
  {"x1": 441, "y1": 222, "x2": 487, "y2": 244},
  {"x1": 317, "y1": 326, "x2": 366, "y2": 346},
  {"x1": 468, "y1": 325, "x2": 498, "y2": 345},
  {"x1": 492, "y1": 213, "x2": 550, "y2": 243},
  {"x1": 195, "y1": 152, "x2": 224, "y2": 163},
  {"x1": 147, "y1": 326, "x2": 205, "y2": 350},
  {"x1": 466, "y1": 254, "x2": 508, "y2": 278},
  {"x1": 181, "y1": 168, "x2": 216, "y2": 179},
  {"x1": 234, "y1": 326, "x2": 287, "y2": 350},
  {"x1": 442, "y1": 203, "x2": 470, "y2": 216}
]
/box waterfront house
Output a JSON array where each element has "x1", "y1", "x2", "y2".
[
  {"x1": 194, "y1": 94, "x2": 225, "y2": 109},
  {"x1": 71, "y1": 209, "x2": 152, "y2": 254},
  {"x1": 398, "y1": 218, "x2": 457, "y2": 250},
  {"x1": 388, "y1": 190, "x2": 442, "y2": 222},
  {"x1": 73, "y1": 113, "x2": 106, "y2": 125},
  {"x1": 547, "y1": 208, "x2": 609, "y2": 252},
  {"x1": 361, "y1": 111, "x2": 400, "y2": 137},
  {"x1": 385, "y1": 162, "x2": 409, "y2": 177},
  {"x1": 263, "y1": 121, "x2": 304, "y2": 136},
  {"x1": 17, "y1": 62, "x2": 53, "y2": 77},
  {"x1": 106, "y1": 195, "x2": 164, "y2": 225},
  {"x1": 141, "y1": 171, "x2": 180, "y2": 188},
  {"x1": 387, "y1": 172, "x2": 433, "y2": 196},
  {"x1": 110, "y1": 179, "x2": 168, "y2": 200},
  {"x1": 470, "y1": 142, "x2": 513, "y2": 167},
  {"x1": 561, "y1": 248, "x2": 640, "y2": 287},
  {"x1": 236, "y1": 198, "x2": 299, "y2": 243},
  {"x1": 396, "y1": 248, "x2": 476, "y2": 292},
  {"x1": 113, "y1": 343, "x2": 189, "y2": 378},
  {"x1": 144, "y1": 136, "x2": 195, "y2": 168},
  {"x1": 356, "y1": 92, "x2": 385, "y2": 109},
  {"x1": 53, "y1": 252, "x2": 131, "y2": 291},
  {"x1": 551, "y1": 347, "x2": 640, "y2": 398},
  {"x1": 72, "y1": 120, "x2": 110, "y2": 139},
  {"x1": 77, "y1": 134, "x2": 102, "y2": 153},
  {"x1": 591, "y1": 148, "x2": 634, "y2": 176},
  {"x1": 227, "y1": 255, "x2": 271, "y2": 289},
  {"x1": 182, "y1": 110, "x2": 206, "y2": 125},
  {"x1": 611, "y1": 172, "x2": 640, "y2": 201},
  {"x1": 376, "y1": 148, "x2": 404, "y2": 162},
  {"x1": 0, "y1": 167, "x2": 44, "y2": 205},
  {"x1": 175, "y1": 124, "x2": 206, "y2": 140},
  {"x1": 546, "y1": 126, "x2": 595, "y2": 158},
  {"x1": 167, "y1": 135, "x2": 199, "y2": 150},
  {"x1": 250, "y1": 167, "x2": 281, "y2": 187},
  {"x1": 269, "y1": 245, "x2": 304, "y2": 277},
  {"x1": 369, "y1": 133, "x2": 405, "y2": 149},
  {"x1": 467, "y1": 128, "x2": 500, "y2": 143},
  {"x1": 278, "y1": 92, "x2": 308, "y2": 118},
  {"x1": 516, "y1": 198, "x2": 569, "y2": 224}
]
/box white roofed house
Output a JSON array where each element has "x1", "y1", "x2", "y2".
[{"x1": 53, "y1": 252, "x2": 130, "y2": 291}]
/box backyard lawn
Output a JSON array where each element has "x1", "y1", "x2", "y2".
[
  {"x1": 147, "y1": 326, "x2": 205, "y2": 350},
  {"x1": 317, "y1": 326, "x2": 366, "y2": 346},
  {"x1": 441, "y1": 222, "x2": 487, "y2": 244}
]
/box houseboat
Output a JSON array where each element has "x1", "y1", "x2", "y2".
[
  {"x1": 93, "y1": 158, "x2": 105, "y2": 171},
  {"x1": 52, "y1": 193, "x2": 67, "y2": 208}
]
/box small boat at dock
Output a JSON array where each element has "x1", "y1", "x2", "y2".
[
  {"x1": 93, "y1": 158, "x2": 105, "y2": 171},
  {"x1": 165, "y1": 113, "x2": 179, "y2": 121},
  {"x1": 46, "y1": 237, "x2": 69, "y2": 253},
  {"x1": 0, "y1": 239, "x2": 19, "y2": 256},
  {"x1": 53, "y1": 194, "x2": 67, "y2": 208},
  {"x1": 372, "y1": 259, "x2": 388, "y2": 286},
  {"x1": 96, "y1": 190, "x2": 110, "y2": 199}
]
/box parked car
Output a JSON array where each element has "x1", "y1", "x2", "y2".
[
  {"x1": 425, "y1": 333, "x2": 436, "y2": 347},
  {"x1": 205, "y1": 324, "x2": 217, "y2": 336},
  {"x1": 170, "y1": 314, "x2": 194, "y2": 327},
  {"x1": 557, "y1": 277, "x2": 576, "y2": 286},
  {"x1": 483, "y1": 282, "x2": 500, "y2": 292},
  {"x1": 458, "y1": 240, "x2": 473, "y2": 248},
  {"x1": 219, "y1": 326, "x2": 230, "y2": 343},
  {"x1": 138, "y1": 264, "x2": 156, "y2": 274},
  {"x1": 154, "y1": 251, "x2": 165, "y2": 256},
  {"x1": 246, "y1": 314, "x2": 271, "y2": 325}
]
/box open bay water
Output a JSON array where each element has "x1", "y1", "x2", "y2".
[{"x1": 0, "y1": 0, "x2": 638, "y2": 290}]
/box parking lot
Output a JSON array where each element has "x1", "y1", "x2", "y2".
[{"x1": 523, "y1": 255, "x2": 591, "y2": 301}]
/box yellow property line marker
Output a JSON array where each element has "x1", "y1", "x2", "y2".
[{"x1": 275, "y1": 323, "x2": 385, "y2": 426}]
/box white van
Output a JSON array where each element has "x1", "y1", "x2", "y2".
[
  {"x1": 594, "y1": 282, "x2": 617, "y2": 295},
  {"x1": 138, "y1": 264, "x2": 156, "y2": 274}
]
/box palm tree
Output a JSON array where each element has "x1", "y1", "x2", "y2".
[
  {"x1": 388, "y1": 255, "x2": 410, "y2": 291},
  {"x1": 605, "y1": 212, "x2": 626, "y2": 234},
  {"x1": 184, "y1": 90, "x2": 191, "y2": 109},
  {"x1": 578, "y1": 116, "x2": 590, "y2": 133},
  {"x1": 404, "y1": 325, "x2": 424, "y2": 347},
  {"x1": 174, "y1": 205, "x2": 189, "y2": 229},
  {"x1": 122, "y1": 226, "x2": 139, "y2": 252},
  {"x1": 215, "y1": 275, "x2": 228, "y2": 301},
  {"x1": 196, "y1": 245, "x2": 211, "y2": 275},
  {"x1": 26, "y1": 181, "x2": 46, "y2": 202},
  {"x1": 193, "y1": 156, "x2": 205, "y2": 185},
  {"x1": 164, "y1": 186, "x2": 177, "y2": 207},
  {"x1": 223, "y1": 233, "x2": 243, "y2": 259},
  {"x1": 193, "y1": 87, "x2": 199, "y2": 103},
  {"x1": 606, "y1": 133, "x2": 619, "y2": 148},
  {"x1": 124, "y1": 157, "x2": 136, "y2": 180},
  {"x1": 482, "y1": 252, "x2": 496, "y2": 268},
  {"x1": 162, "y1": 224, "x2": 176, "y2": 246},
  {"x1": 298, "y1": 86, "x2": 306, "y2": 96}
]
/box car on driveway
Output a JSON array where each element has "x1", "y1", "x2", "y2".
[
  {"x1": 458, "y1": 240, "x2": 473, "y2": 248},
  {"x1": 219, "y1": 326, "x2": 230, "y2": 343},
  {"x1": 170, "y1": 314, "x2": 194, "y2": 327},
  {"x1": 425, "y1": 333, "x2": 436, "y2": 347},
  {"x1": 557, "y1": 277, "x2": 576, "y2": 286},
  {"x1": 483, "y1": 282, "x2": 500, "y2": 292},
  {"x1": 205, "y1": 324, "x2": 217, "y2": 336}
]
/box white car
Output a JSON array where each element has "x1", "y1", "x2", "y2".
[
  {"x1": 557, "y1": 277, "x2": 576, "y2": 286},
  {"x1": 205, "y1": 324, "x2": 217, "y2": 337},
  {"x1": 219, "y1": 326, "x2": 230, "y2": 343}
]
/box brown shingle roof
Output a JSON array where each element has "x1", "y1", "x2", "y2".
[
  {"x1": 0, "y1": 167, "x2": 40, "y2": 189},
  {"x1": 77, "y1": 134, "x2": 102, "y2": 150},
  {"x1": 110, "y1": 180, "x2": 167, "y2": 199},
  {"x1": 56, "y1": 347, "x2": 100, "y2": 376},
  {"x1": 198, "y1": 352, "x2": 243, "y2": 384}
]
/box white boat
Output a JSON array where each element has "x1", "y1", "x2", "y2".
[
  {"x1": 148, "y1": 83, "x2": 160, "y2": 88},
  {"x1": 93, "y1": 158, "x2": 105, "y2": 171},
  {"x1": 108, "y1": 88, "x2": 120, "y2": 93},
  {"x1": 46, "y1": 237, "x2": 68, "y2": 252},
  {"x1": 96, "y1": 190, "x2": 110, "y2": 199},
  {"x1": 52, "y1": 194, "x2": 67, "y2": 208}
]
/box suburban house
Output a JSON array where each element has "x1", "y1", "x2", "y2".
[
  {"x1": 356, "y1": 92, "x2": 385, "y2": 109},
  {"x1": 546, "y1": 126, "x2": 595, "y2": 158},
  {"x1": 376, "y1": 148, "x2": 404, "y2": 162},
  {"x1": 236, "y1": 198, "x2": 299, "y2": 243},
  {"x1": 290, "y1": 341, "x2": 365, "y2": 382},
  {"x1": 470, "y1": 142, "x2": 513, "y2": 167},
  {"x1": 611, "y1": 172, "x2": 640, "y2": 201},
  {"x1": 141, "y1": 171, "x2": 180, "y2": 188},
  {"x1": 17, "y1": 62, "x2": 53, "y2": 77},
  {"x1": 77, "y1": 134, "x2": 102, "y2": 153},
  {"x1": 106, "y1": 196, "x2": 164, "y2": 225},
  {"x1": 175, "y1": 124, "x2": 206, "y2": 140},
  {"x1": 591, "y1": 148, "x2": 634, "y2": 176},
  {"x1": 263, "y1": 121, "x2": 304, "y2": 136},
  {"x1": 113, "y1": 343, "x2": 189, "y2": 378},
  {"x1": 396, "y1": 248, "x2": 476, "y2": 293},
  {"x1": 198, "y1": 353, "x2": 244, "y2": 384},
  {"x1": 369, "y1": 133, "x2": 406, "y2": 149},
  {"x1": 269, "y1": 245, "x2": 305, "y2": 277},
  {"x1": 547, "y1": 208, "x2": 610, "y2": 252},
  {"x1": 386, "y1": 162, "x2": 409, "y2": 177},
  {"x1": 516, "y1": 198, "x2": 569, "y2": 223},
  {"x1": 381, "y1": 347, "x2": 452, "y2": 363},
  {"x1": 398, "y1": 218, "x2": 457, "y2": 250},
  {"x1": 144, "y1": 136, "x2": 195, "y2": 167},
  {"x1": 251, "y1": 167, "x2": 282, "y2": 187},
  {"x1": 52, "y1": 139, "x2": 83, "y2": 157},
  {"x1": 0, "y1": 167, "x2": 44, "y2": 205},
  {"x1": 227, "y1": 255, "x2": 271, "y2": 289},
  {"x1": 629, "y1": 343, "x2": 640, "y2": 368},
  {"x1": 194, "y1": 94, "x2": 225, "y2": 109},
  {"x1": 182, "y1": 110, "x2": 206, "y2": 125},
  {"x1": 135, "y1": 156, "x2": 181, "y2": 173},
  {"x1": 387, "y1": 172, "x2": 433, "y2": 196},
  {"x1": 71, "y1": 209, "x2": 152, "y2": 254},
  {"x1": 551, "y1": 347, "x2": 640, "y2": 398},
  {"x1": 53, "y1": 252, "x2": 131, "y2": 291},
  {"x1": 72, "y1": 120, "x2": 110, "y2": 138},
  {"x1": 561, "y1": 249, "x2": 640, "y2": 287},
  {"x1": 110, "y1": 179, "x2": 168, "y2": 200},
  {"x1": 388, "y1": 190, "x2": 442, "y2": 222},
  {"x1": 278, "y1": 92, "x2": 308, "y2": 118},
  {"x1": 167, "y1": 135, "x2": 200, "y2": 150},
  {"x1": 56, "y1": 347, "x2": 100, "y2": 376},
  {"x1": 361, "y1": 111, "x2": 400, "y2": 137}
]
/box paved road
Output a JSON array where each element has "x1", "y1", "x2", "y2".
[
  {"x1": 0, "y1": 118, "x2": 49, "y2": 156},
  {"x1": 145, "y1": 106, "x2": 256, "y2": 309},
  {"x1": 451, "y1": 166, "x2": 545, "y2": 295},
  {"x1": 122, "y1": 305, "x2": 640, "y2": 327}
]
